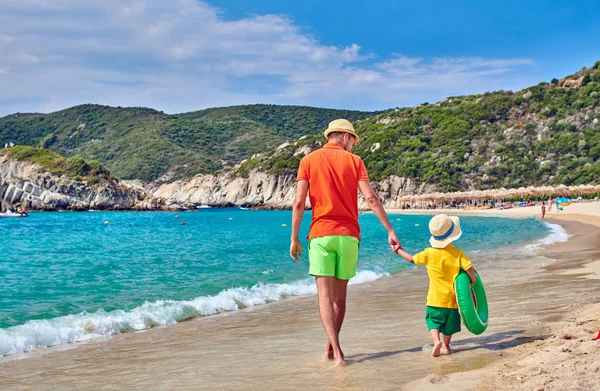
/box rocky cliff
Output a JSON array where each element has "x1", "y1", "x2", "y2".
[
  {"x1": 0, "y1": 154, "x2": 146, "y2": 211},
  {"x1": 150, "y1": 170, "x2": 435, "y2": 210},
  {"x1": 0, "y1": 152, "x2": 436, "y2": 211}
]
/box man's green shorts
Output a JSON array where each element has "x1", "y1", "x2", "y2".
[
  {"x1": 425, "y1": 306, "x2": 462, "y2": 335},
  {"x1": 308, "y1": 235, "x2": 359, "y2": 280}
]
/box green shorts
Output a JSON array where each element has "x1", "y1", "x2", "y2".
[
  {"x1": 425, "y1": 306, "x2": 462, "y2": 335},
  {"x1": 308, "y1": 235, "x2": 359, "y2": 280}
]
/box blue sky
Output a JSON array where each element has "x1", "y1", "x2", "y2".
[{"x1": 0, "y1": 0, "x2": 598, "y2": 116}]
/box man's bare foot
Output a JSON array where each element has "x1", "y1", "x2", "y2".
[
  {"x1": 333, "y1": 357, "x2": 348, "y2": 367},
  {"x1": 322, "y1": 345, "x2": 334, "y2": 361},
  {"x1": 431, "y1": 342, "x2": 442, "y2": 357},
  {"x1": 440, "y1": 345, "x2": 452, "y2": 355}
]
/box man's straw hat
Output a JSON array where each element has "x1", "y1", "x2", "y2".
[
  {"x1": 429, "y1": 214, "x2": 462, "y2": 248},
  {"x1": 323, "y1": 119, "x2": 360, "y2": 144}
]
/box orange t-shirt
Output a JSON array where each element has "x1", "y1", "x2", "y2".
[{"x1": 296, "y1": 143, "x2": 369, "y2": 240}]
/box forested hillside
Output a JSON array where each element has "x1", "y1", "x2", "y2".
[
  {"x1": 238, "y1": 62, "x2": 600, "y2": 191},
  {"x1": 0, "y1": 105, "x2": 379, "y2": 182}
]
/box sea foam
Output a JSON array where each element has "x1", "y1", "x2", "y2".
[
  {"x1": 0, "y1": 270, "x2": 387, "y2": 357},
  {"x1": 525, "y1": 222, "x2": 570, "y2": 252}
]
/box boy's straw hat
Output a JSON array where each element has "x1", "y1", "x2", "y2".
[
  {"x1": 429, "y1": 214, "x2": 462, "y2": 248},
  {"x1": 323, "y1": 119, "x2": 360, "y2": 143}
]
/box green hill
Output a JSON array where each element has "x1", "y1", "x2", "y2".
[
  {"x1": 238, "y1": 62, "x2": 600, "y2": 191},
  {"x1": 3, "y1": 62, "x2": 600, "y2": 191},
  {"x1": 0, "y1": 146, "x2": 112, "y2": 184},
  {"x1": 0, "y1": 104, "x2": 381, "y2": 182}
]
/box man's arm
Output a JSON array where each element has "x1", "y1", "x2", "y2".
[
  {"x1": 290, "y1": 180, "x2": 309, "y2": 262},
  {"x1": 357, "y1": 180, "x2": 402, "y2": 252}
]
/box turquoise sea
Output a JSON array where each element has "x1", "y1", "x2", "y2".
[{"x1": 0, "y1": 210, "x2": 557, "y2": 356}]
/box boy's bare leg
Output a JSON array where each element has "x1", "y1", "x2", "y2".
[
  {"x1": 441, "y1": 334, "x2": 452, "y2": 355},
  {"x1": 430, "y1": 329, "x2": 442, "y2": 357}
]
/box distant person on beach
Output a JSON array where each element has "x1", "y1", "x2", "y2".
[
  {"x1": 541, "y1": 202, "x2": 546, "y2": 219},
  {"x1": 394, "y1": 214, "x2": 476, "y2": 357},
  {"x1": 290, "y1": 119, "x2": 402, "y2": 367}
]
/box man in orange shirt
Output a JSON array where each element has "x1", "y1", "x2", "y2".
[{"x1": 290, "y1": 119, "x2": 402, "y2": 367}]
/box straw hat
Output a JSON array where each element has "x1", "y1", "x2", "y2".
[
  {"x1": 323, "y1": 119, "x2": 360, "y2": 143},
  {"x1": 429, "y1": 214, "x2": 462, "y2": 248}
]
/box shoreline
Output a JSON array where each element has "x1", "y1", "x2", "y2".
[
  {"x1": 0, "y1": 212, "x2": 598, "y2": 389},
  {"x1": 0, "y1": 213, "x2": 554, "y2": 358},
  {"x1": 382, "y1": 199, "x2": 600, "y2": 227}
]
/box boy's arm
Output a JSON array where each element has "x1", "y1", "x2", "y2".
[
  {"x1": 395, "y1": 248, "x2": 414, "y2": 264},
  {"x1": 466, "y1": 267, "x2": 477, "y2": 286}
]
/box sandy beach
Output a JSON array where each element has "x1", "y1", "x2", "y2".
[
  {"x1": 1, "y1": 203, "x2": 599, "y2": 390},
  {"x1": 385, "y1": 199, "x2": 600, "y2": 227}
]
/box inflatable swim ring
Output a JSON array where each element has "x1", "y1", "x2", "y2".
[
  {"x1": 557, "y1": 197, "x2": 571, "y2": 207},
  {"x1": 454, "y1": 270, "x2": 488, "y2": 335}
]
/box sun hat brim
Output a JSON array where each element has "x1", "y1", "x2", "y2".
[
  {"x1": 323, "y1": 128, "x2": 360, "y2": 144},
  {"x1": 429, "y1": 216, "x2": 462, "y2": 248}
]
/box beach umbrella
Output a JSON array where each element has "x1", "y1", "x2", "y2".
[
  {"x1": 516, "y1": 187, "x2": 528, "y2": 198},
  {"x1": 555, "y1": 184, "x2": 569, "y2": 197}
]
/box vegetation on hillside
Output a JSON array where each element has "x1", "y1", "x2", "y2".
[
  {"x1": 237, "y1": 62, "x2": 600, "y2": 191},
  {"x1": 1, "y1": 146, "x2": 112, "y2": 184},
  {"x1": 0, "y1": 104, "x2": 379, "y2": 182},
  {"x1": 3, "y1": 62, "x2": 600, "y2": 192}
]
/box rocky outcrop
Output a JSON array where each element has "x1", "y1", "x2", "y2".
[
  {"x1": 1, "y1": 155, "x2": 437, "y2": 211},
  {"x1": 150, "y1": 171, "x2": 298, "y2": 209},
  {"x1": 0, "y1": 155, "x2": 146, "y2": 211},
  {"x1": 150, "y1": 170, "x2": 436, "y2": 210}
]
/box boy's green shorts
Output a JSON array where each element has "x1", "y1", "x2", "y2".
[
  {"x1": 308, "y1": 235, "x2": 359, "y2": 280},
  {"x1": 425, "y1": 306, "x2": 462, "y2": 335}
]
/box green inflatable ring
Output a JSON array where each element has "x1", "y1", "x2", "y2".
[{"x1": 454, "y1": 270, "x2": 488, "y2": 335}]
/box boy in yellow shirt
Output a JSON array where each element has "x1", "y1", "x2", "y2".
[{"x1": 395, "y1": 214, "x2": 476, "y2": 357}]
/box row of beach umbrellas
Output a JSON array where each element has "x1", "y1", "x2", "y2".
[{"x1": 396, "y1": 184, "x2": 600, "y2": 203}]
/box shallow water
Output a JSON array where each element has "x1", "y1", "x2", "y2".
[
  {"x1": 0, "y1": 217, "x2": 597, "y2": 390},
  {"x1": 0, "y1": 210, "x2": 550, "y2": 356}
]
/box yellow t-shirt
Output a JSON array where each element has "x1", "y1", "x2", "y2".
[{"x1": 413, "y1": 244, "x2": 473, "y2": 309}]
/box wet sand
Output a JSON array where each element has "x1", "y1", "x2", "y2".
[{"x1": 1, "y1": 217, "x2": 599, "y2": 390}]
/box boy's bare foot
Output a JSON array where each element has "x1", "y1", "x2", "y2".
[
  {"x1": 431, "y1": 342, "x2": 442, "y2": 357},
  {"x1": 441, "y1": 345, "x2": 452, "y2": 355}
]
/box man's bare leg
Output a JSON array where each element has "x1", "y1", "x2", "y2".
[
  {"x1": 323, "y1": 278, "x2": 349, "y2": 361},
  {"x1": 430, "y1": 329, "x2": 442, "y2": 357},
  {"x1": 315, "y1": 276, "x2": 347, "y2": 367},
  {"x1": 441, "y1": 334, "x2": 452, "y2": 355}
]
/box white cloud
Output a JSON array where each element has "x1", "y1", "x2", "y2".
[{"x1": 0, "y1": 0, "x2": 535, "y2": 115}]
